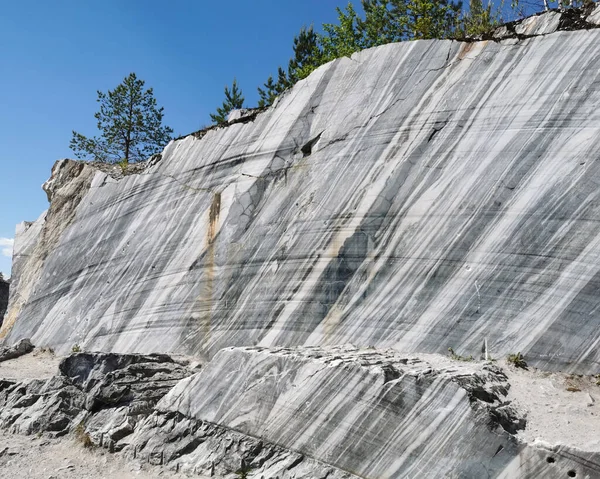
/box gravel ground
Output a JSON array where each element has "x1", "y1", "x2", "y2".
[
  {"x1": 0, "y1": 431, "x2": 180, "y2": 479},
  {"x1": 504, "y1": 359, "x2": 600, "y2": 451},
  {"x1": 0, "y1": 348, "x2": 61, "y2": 381}
]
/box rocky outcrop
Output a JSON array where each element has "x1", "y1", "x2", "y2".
[
  {"x1": 160, "y1": 345, "x2": 528, "y2": 478},
  {"x1": 0, "y1": 338, "x2": 34, "y2": 362},
  {"x1": 58, "y1": 352, "x2": 193, "y2": 413},
  {"x1": 1, "y1": 348, "x2": 598, "y2": 478},
  {"x1": 0, "y1": 160, "x2": 97, "y2": 340},
  {"x1": 0, "y1": 277, "x2": 8, "y2": 326},
  {"x1": 6, "y1": 11, "x2": 600, "y2": 373},
  {"x1": 0, "y1": 351, "x2": 359, "y2": 478},
  {"x1": 478, "y1": 3, "x2": 600, "y2": 41},
  {"x1": 0, "y1": 352, "x2": 195, "y2": 437},
  {"x1": 154, "y1": 346, "x2": 600, "y2": 478}
]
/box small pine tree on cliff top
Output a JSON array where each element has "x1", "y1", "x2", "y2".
[
  {"x1": 70, "y1": 73, "x2": 173, "y2": 164},
  {"x1": 210, "y1": 79, "x2": 245, "y2": 125}
]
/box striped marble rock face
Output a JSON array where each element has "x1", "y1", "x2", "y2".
[
  {"x1": 158, "y1": 346, "x2": 600, "y2": 478},
  {"x1": 4, "y1": 22, "x2": 600, "y2": 372}
]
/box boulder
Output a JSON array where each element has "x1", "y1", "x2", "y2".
[{"x1": 0, "y1": 338, "x2": 34, "y2": 362}]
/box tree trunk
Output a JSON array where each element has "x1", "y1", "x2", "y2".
[{"x1": 125, "y1": 141, "x2": 130, "y2": 163}]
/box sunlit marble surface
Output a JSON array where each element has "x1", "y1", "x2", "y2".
[
  {"x1": 159, "y1": 346, "x2": 600, "y2": 478},
  {"x1": 5, "y1": 21, "x2": 600, "y2": 372}
]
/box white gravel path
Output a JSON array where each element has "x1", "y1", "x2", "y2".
[{"x1": 0, "y1": 431, "x2": 176, "y2": 479}]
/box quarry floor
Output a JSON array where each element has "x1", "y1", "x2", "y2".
[
  {"x1": 415, "y1": 353, "x2": 600, "y2": 451},
  {"x1": 0, "y1": 430, "x2": 183, "y2": 479},
  {"x1": 0, "y1": 349, "x2": 599, "y2": 478}
]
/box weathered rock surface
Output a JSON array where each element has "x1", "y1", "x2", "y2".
[
  {"x1": 161, "y1": 346, "x2": 522, "y2": 477},
  {"x1": 0, "y1": 338, "x2": 34, "y2": 362},
  {"x1": 0, "y1": 277, "x2": 8, "y2": 326},
  {"x1": 0, "y1": 352, "x2": 194, "y2": 437},
  {"x1": 5, "y1": 10, "x2": 600, "y2": 373},
  {"x1": 0, "y1": 351, "x2": 359, "y2": 478},
  {"x1": 1, "y1": 348, "x2": 598, "y2": 478},
  {"x1": 156, "y1": 345, "x2": 600, "y2": 478},
  {"x1": 59, "y1": 352, "x2": 194, "y2": 413},
  {"x1": 125, "y1": 411, "x2": 360, "y2": 478}
]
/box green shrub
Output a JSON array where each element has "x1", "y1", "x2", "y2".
[
  {"x1": 448, "y1": 347, "x2": 474, "y2": 362},
  {"x1": 507, "y1": 352, "x2": 528, "y2": 369},
  {"x1": 118, "y1": 158, "x2": 128, "y2": 172}
]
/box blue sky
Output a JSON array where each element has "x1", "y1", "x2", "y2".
[{"x1": 0, "y1": 0, "x2": 539, "y2": 278}]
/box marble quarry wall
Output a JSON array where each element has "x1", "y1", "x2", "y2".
[{"x1": 4, "y1": 8, "x2": 600, "y2": 374}]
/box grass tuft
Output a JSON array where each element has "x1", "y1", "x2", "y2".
[{"x1": 507, "y1": 352, "x2": 528, "y2": 369}]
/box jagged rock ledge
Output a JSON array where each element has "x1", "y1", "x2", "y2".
[
  {"x1": 1, "y1": 346, "x2": 598, "y2": 478},
  {"x1": 159, "y1": 345, "x2": 600, "y2": 478}
]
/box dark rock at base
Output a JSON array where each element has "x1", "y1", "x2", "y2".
[
  {"x1": 0, "y1": 278, "x2": 8, "y2": 326},
  {"x1": 0, "y1": 338, "x2": 34, "y2": 363},
  {"x1": 0, "y1": 352, "x2": 196, "y2": 438},
  {"x1": 59, "y1": 352, "x2": 195, "y2": 413},
  {"x1": 121, "y1": 410, "x2": 358, "y2": 478},
  {"x1": 0, "y1": 375, "x2": 85, "y2": 437}
]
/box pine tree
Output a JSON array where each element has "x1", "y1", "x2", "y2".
[
  {"x1": 257, "y1": 67, "x2": 292, "y2": 108},
  {"x1": 287, "y1": 26, "x2": 322, "y2": 82},
  {"x1": 258, "y1": 27, "x2": 321, "y2": 108},
  {"x1": 258, "y1": 76, "x2": 278, "y2": 108},
  {"x1": 255, "y1": 0, "x2": 525, "y2": 109},
  {"x1": 360, "y1": 0, "x2": 404, "y2": 46},
  {"x1": 70, "y1": 73, "x2": 173, "y2": 163},
  {"x1": 210, "y1": 79, "x2": 245, "y2": 125},
  {"x1": 461, "y1": 0, "x2": 495, "y2": 36},
  {"x1": 320, "y1": 3, "x2": 365, "y2": 62}
]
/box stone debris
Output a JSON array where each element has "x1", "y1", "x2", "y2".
[{"x1": 0, "y1": 338, "x2": 34, "y2": 363}]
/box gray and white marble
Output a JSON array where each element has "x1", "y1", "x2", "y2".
[
  {"x1": 0, "y1": 350, "x2": 360, "y2": 478},
  {"x1": 158, "y1": 345, "x2": 600, "y2": 478},
  {"x1": 4, "y1": 13, "x2": 600, "y2": 372}
]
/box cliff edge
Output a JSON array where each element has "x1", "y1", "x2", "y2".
[{"x1": 4, "y1": 8, "x2": 600, "y2": 374}]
